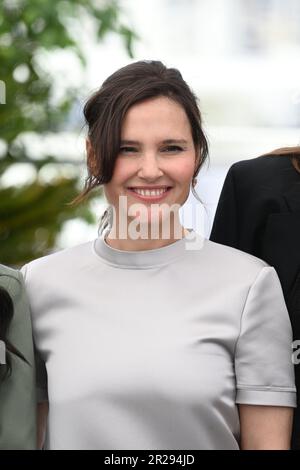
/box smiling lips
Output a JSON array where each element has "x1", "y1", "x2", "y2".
[{"x1": 126, "y1": 186, "x2": 172, "y2": 201}]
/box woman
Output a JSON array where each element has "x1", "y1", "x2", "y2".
[
  {"x1": 0, "y1": 264, "x2": 36, "y2": 449},
  {"x1": 22, "y1": 61, "x2": 296, "y2": 450},
  {"x1": 210, "y1": 147, "x2": 300, "y2": 449}
]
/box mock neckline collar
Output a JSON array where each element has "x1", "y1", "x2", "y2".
[{"x1": 93, "y1": 228, "x2": 202, "y2": 269}]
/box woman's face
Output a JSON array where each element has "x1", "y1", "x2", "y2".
[{"x1": 103, "y1": 96, "x2": 198, "y2": 233}]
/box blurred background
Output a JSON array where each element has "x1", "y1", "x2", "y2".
[{"x1": 1, "y1": 0, "x2": 300, "y2": 267}]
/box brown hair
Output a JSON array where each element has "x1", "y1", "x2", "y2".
[
  {"x1": 261, "y1": 146, "x2": 300, "y2": 173},
  {"x1": 74, "y1": 60, "x2": 209, "y2": 205}
]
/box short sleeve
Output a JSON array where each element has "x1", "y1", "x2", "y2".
[{"x1": 235, "y1": 266, "x2": 297, "y2": 407}]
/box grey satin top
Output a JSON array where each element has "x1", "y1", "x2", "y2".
[{"x1": 21, "y1": 229, "x2": 296, "y2": 449}]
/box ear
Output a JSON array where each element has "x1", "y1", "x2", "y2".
[{"x1": 86, "y1": 138, "x2": 97, "y2": 176}]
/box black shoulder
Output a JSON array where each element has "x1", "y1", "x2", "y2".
[
  {"x1": 228, "y1": 155, "x2": 295, "y2": 189},
  {"x1": 230, "y1": 155, "x2": 292, "y2": 175}
]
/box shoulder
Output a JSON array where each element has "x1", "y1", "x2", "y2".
[
  {"x1": 232, "y1": 154, "x2": 291, "y2": 170},
  {"x1": 200, "y1": 238, "x2": 268, "y2": 279},
  {"x1": 224, "y1": 155, "x2": 296, "y2": 198},
  {"x1": 21, "y1": 241, "x2": 94, "y2": 283},
  {"x1": 230, "y1": 155, "x2": 292, "y2": 179},
  {"x1": 186, "y1": 232, "x2": 268, "y2": 276}
]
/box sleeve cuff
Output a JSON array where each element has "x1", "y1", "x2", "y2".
[{"x1": 236, "y1": 388, "x2": 297, "y2": 408}]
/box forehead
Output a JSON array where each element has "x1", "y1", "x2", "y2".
[{"x1": 121, "y1": 96, "x2": 192, "y2": 139}]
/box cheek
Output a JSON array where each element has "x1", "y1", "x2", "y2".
[
  {"x1": 103, "y1": 160, "x2": 135, "y2": 202},
  {"x1": 172, "y1": 160, "x2": 195, "y2": 185},
  {"x1": 110, "y1": 158, "x2": 136, "y2": 185}
]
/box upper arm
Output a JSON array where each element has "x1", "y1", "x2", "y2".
[
  {"x1": 234, "y1": 266, "x2": 296, "y2": 448},
  {"x1": 235, "y1": 266, "x2": 296, "y2": 404},
  {"x1": 239, "y1": 404, "x2": 293, "y2": 449}
]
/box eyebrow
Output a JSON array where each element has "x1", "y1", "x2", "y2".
[{"x1": 120, "y1": 139, "x2": 189, "y2": 145}]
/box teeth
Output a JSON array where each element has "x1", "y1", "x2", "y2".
[{"x1": 132, "y1": 188, "x2": 168, "y2": 196}]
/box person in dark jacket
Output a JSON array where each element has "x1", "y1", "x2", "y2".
[{"x1": 210, "y1": 147, "x2": 300, "y2": 449}]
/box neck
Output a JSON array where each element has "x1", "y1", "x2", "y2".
[{"x1": 105, "y1": 219, "x2": 189, "y2": 252}]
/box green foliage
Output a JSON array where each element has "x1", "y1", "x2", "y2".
[
  {"x1": 0, "y1": 177, "x2": 95, "y2": 265},
  {"x1": 0, "y1": 0, "x2": 137, "y2": 266}
]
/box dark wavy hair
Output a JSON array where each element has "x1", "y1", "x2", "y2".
[
  {"x1": 73, "y1": 60, "x2": 209, "y2": 209},
  {"x1": 0, "y1": 282, "x2": 30, "y2": 380}
]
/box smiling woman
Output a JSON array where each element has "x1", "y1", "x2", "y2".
[
  {"x1": 21, "y1": 60, "x2": 296, "y2": 450},
  {"x1": 78, "y1": 61, "x2": 208, "y2": 251},
  {"x1": 98, "y1": 95, "x2": 199, "y2": 251}
]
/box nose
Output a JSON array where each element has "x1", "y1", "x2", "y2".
[{"x1": 137, "y1": 151, "x2": 164, "y2": 181}]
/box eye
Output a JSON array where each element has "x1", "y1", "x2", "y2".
[
  {"x1": 161, "y1": 145, "x2": 184, "y2": 153},
  {"x1": 119, "y1": 146, "x2": 138, "y2": 154}
]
